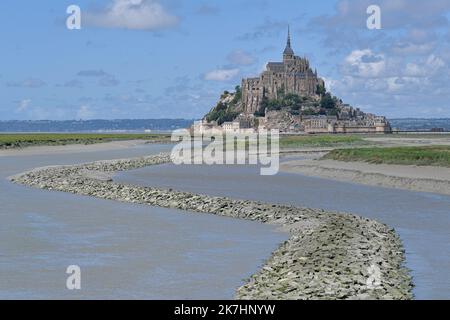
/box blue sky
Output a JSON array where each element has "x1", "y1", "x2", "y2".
[{"x1": 1, "y1": 0, "x2": 450, "y2": 120}]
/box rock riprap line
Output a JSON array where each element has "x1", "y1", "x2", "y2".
[{"x1": 10, "y1": 153, "x2": 413, "y2": 300}]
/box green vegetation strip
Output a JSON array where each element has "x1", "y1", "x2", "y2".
[
  {"x1": 0, "y1": 133, "x2": 171, "y2": 149},
  {"x1": 280, "y1": 135, "x2": 367, "y2": 148},
  {"x1": 324, "y1": 145, "x2": 450, "y2": 167}
]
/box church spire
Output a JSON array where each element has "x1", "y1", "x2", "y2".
[
  {"x1": 283, "y1": 25, "x2": 294, "y2": 56},
  {"x1": 287, "y1": 25, "x2": 291, "y2": 48}
]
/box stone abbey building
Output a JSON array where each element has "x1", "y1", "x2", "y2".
[
  {"x1": 199, "y1": 26, "x2": 392, "y2": 134},
  {"x1": 242, "y1": 27, "x2": 325, "y2": 114}
]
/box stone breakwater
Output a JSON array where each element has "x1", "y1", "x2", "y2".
[{"x1": 10, "y1": 153, "x2": 413, "y2": 300}]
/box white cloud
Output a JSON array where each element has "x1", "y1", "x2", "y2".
[
  {"x1": 227, "y1": 50, "x2": 256, "y2": 66},
  {"x1": 405, "y1": 54, "x2": 445, "y2": 77},
  {"x1": 323, "y1": 50, "x2": 450, "y2": 117},
  {"x1": 17, "y1": 99, "x2": 31, "y2": 112},
  {"x1": 85, "y1": 0, "x2": 179, "y2": 30},
  {"x1": 77, "y1": 105, "x2": 95, "y2": 120},
  {"x1": 343, "y1": 49, "x2": 386, "y2": 78},
  {"x1": 204, "y1": 68, "x2": 240, "y2": 81},
  {"x1": 426, "y1": 54, "x2": 445, "y2": 71}
]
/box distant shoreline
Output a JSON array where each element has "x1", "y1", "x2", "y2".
[
  {"x1": 0, "y1": 119, "x2": 196, "y2": 133},
  {"x1": 0, "y1": 133, "x2": 172, "y2": 151},
  {"x1": 0, "y1": 118, "x2": 449, "y2": 133}
]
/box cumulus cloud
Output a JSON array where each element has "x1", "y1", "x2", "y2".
[
  {"x1": 327, "y1": 51, "x2": 450, "y2": 117},
  {"x1": 300, "y1": 0, "x2": 450, "y2": 116},
  {"x1": 340, "y1": 50, "x2": 446, "y2": 85},
  {"x1": 84, "y1": 0, "x2": 179, "y2": 30},
  {"x1": 227, "y1": 50, "x2": 256, "y2": 66},
  {"x1": 404, "y1": 54, "x2": 445, "y2": 77},
  {"x1": 204, "y1": 68, "x2": 240, "y2": 81},
  {"x1": 16, "y1": 99, "x2": 31, "y2": 112},
  {"x1": 342, "y1": 49, "x2": 386, "y2": 78}
]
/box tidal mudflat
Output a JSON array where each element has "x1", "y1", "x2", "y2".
[
  {"x1": 0, "y1": 143, "x2": 286, "y2": 299},
  {"x1": 114, "y1": 161, "x2": 450, "y2": 299},
  {"x1": 11, "y1": 153, "x2": 413, "y2": 299}
]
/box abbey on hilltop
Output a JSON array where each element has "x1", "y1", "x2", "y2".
[
  {"x1": 198, "y1": 27, "x2": 391, "y2": 134},
  {"x1": 242, "y1": 26, "x2": 325, "y2": 114}
]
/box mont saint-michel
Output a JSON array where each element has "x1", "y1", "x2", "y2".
[
  {"x1": 197, "y1": 28, "x2": 391, "y2": 134},
  {"x1": 3, "y1": 0, "x2": 450, "y2": 304}
]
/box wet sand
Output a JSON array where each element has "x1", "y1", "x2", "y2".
[
  {"x1": 280, "y1": 158, "x2": 450, "y2": 196},
  {"x1": 11, "y1": 154, "x2": 413, "y2": 299},
  {"x1": 0, "y1": 140, "x2": 150, "y2": 157},
  {"x1": 4, "y1": 138, "x2": 449, "y2": 299}
]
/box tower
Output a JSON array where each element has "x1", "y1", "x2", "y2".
[{"x1": 283, "y1": 25, "x2": 294, "y2": 61}]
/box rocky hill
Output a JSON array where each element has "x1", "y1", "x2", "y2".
[
  {"x1": 204, "y1": 84, "x2": 366, "y2": 124},
  {"x1": 204, "y1": 86, "x2": 244, "y2": 125}
]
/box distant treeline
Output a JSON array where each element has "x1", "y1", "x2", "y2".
[
  {"x1": 389, "y1": 118, "x2": 450, "y2": 131},
  {"x1": 0, "y1": 119, "x2": 195, "y2": 133}
]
